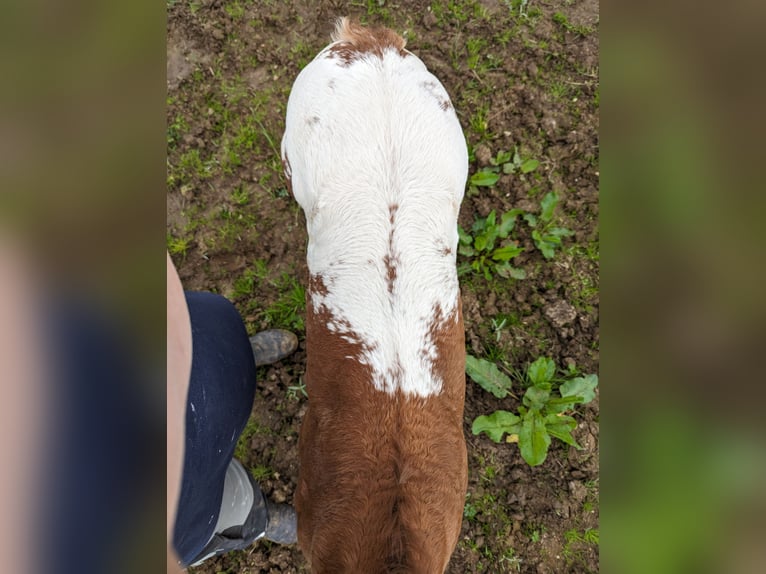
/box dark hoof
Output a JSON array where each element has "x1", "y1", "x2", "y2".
[{"x1": 250, "y1": 329, "x2": 298, "y2": 366}]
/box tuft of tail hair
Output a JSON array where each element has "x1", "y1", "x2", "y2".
[{"x1": 331, "y1": 16, "x2": 406, "y2": 52}]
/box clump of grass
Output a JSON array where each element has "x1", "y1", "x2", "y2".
[
  {"x1": 286, "y1": 380, "x2": 308, "y2": 401},
  {"x1": 563, "y1": 527, "x2": 599, "y2": 565},
  {"x1": 265, "y1": 274, "x2": 305, "y2": 332},
  {"x1": 224, "y1": 0, "x2": 245, "y2": 20},
  {"x1": 234, "y1": 417, "x2": 273, "y2": 460},
  {"x1": 167, "y1": 232, "x2": 191, "y2": 256},
  {"x1": 250, "y1": 464, "x2": 274, "y2": 481}
]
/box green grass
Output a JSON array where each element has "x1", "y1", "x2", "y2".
[
  {"x1": 234, "y1": 417, "x2": 274, "y2": 461},
  {"x1": 460, "y1": 487, "x2": 519, "y2": 570},
  {"x1": 231, "y1": 184, "x2": 250, "y2": 206},
  {"x1": 466, "y1": 37, "x2": 488, "y2": 70},
  {"x1": 265, "y1": 273, "x2": 306, "y2": 332},
  {"x1": 358, "y1": 0, "x2": 395, "y2": 26},
  {"x1": 468, "y1": 102, "x2": 490, "y2": 140},
  {"x1": 563, "y1": 527, "x2": 600, "y2": 567},
  {"x1": 552, "y1": 11, "x2": 593, "y2": 37},
  {"x1": 175, "y1": 148, "x2": 209, "y2": 182},
  {"x1": 549, "y1": 80, "x2": 570, "y2": 101},
  {"x1": 250, "y1": 464, "x2": 274, "y2": 481},
  {"x1": 188, "y1": 0, "x2": 201, "y2": 15},
  {"x1": 232, "y1": 269, "x2": 259, "y2": 299},
  {"x1": 224, "y1": 0, "x2": 246, "y2": 20},
  {"x1": 167, "y1": 232, "x2": 191, "y2": 256},
  {"x1": 167, "y1": 114, "x2": 188, "y2": 149},
  {"x1": 526, "y1": 524, "x2": 547, "y2": 543}
]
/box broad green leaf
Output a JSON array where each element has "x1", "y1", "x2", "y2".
[
  {"x1": 512, "y1": 147, "x2": 521, "y2": 165},
  {"x1": 520, "y1": 158, "x2": 540, "y2": 174},
  {"x1": 519, "y1": 410, "x2": 551, "y2": 466},
  {"x1": 494, "y1": 150, "x2": 512, "y2": 165},
  {"x1": 527, "y1": 356, "x2": 556, "y2": 385},
  {"x1": 492, "y1": 243, "x2": 523, "y2": 262},
  {"x1": 544, "y1": 413, "x2": 578, "y2": 428},
  {"x1": 543, "y1": 233, "x2": 563, "y2": 245},
  {"x1": 472, "y1": 410, "x2": 522, "y2": 442},
  {"x1": 508, "y1": 266, "x2": 527, "y2": 280},
  {"x1": 533, "y1": 231, "x2": 556, "y2": 259},
  {"x1": 458, "y1": 244, "x2": 475, "y2": 257},
  {"x1": 486, "y1": 210, "x2": 497, "y2": 227},
  {"x1": 548, "y1": 226, "x2": 574, "y2": 238},
  {"x1": 503, "y1": 162, "x2": 516, "y2": 174},
  {"x1": 474, "y1": 235, "x2": 487, "y2": 252},
  {"x1": 523, "y1": 213, "x2": 538, "y2": 227},
  {"x1": 545, "y1": 414, "x2": 581, "y2": 448},
  {"x1": 546, "y1": 426, "x2": 581, "y2": 448},
  {"x1": 466, "y1": 355, "x2": 512, "y2": 398},
  {"x1": 496, "y1": 262, "x2": 527, "y2": 280},
  {"x1": 479, "y1": 230, "x2": 498, "y2": 253},
  {"x1": 539, "y1": 245, "x2": 555, "y2": 259},
  {"x1": 540, "y1": 192, "x2": 559, "y2": 222},
  {"x1": 470, "y1": 169, "x2": 500, "y2": 187},
  {"x1": 458, "y1": 226, "x2": 473, "y2": 245},
  {"x1": 560, "y1": 374, "x2": 599, "y2": 404},
  {"x1": 545, "y1": 395, "x2": 583, "y2": 413},
  {"x1": 535, "y1": 234, "x2": 562, "y2": 259},
  {"x1": 498, "y1": 209, "x2": 523, "y2": 237},
  {"x1": 523, "y1": 383, "x2": 551, "y2": 411}
]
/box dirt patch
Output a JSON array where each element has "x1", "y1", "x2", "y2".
[{"x1": 168, "y1": 0, "x2": 599, "y2": 572}]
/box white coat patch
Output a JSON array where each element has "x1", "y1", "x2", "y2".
[{"x1": 281, "y1": 40, "x2": 468, "y2": 397}]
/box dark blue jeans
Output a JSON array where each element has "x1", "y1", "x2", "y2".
[{"x1": 172, "y1": 292, "x2": 257, "y2": 566}]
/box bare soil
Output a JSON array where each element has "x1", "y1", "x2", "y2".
[{"x1": 168, "y1": 0, "x2": 599, "y2": 572}]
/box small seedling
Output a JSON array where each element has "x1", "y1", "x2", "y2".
[
  {"x1": 286, "y1": 380, "x2": 308, "y2": 401},
  {"x1": 467, "y1": 147, "x2": 539, "y2": 195},
  {"x1": 523, "y1": 191, "x2": 574, "y2": 259},
  {"x1": 469, "y1": 355, "x2": 598, "y2": 466},
  {"x1": 562, "y1": 527, "x2": 599, "y2": 564},
  {"x1": 491, "y1": 317, "x2": 508, "y2": 342},
  {"x1": 495, "y1": 147, "x2": 540, "y2": 175},
  {"x1": 231, "y1": 184, "x2": 250, "y2": 206},
  {"x1": 463, "y1": 497, "x2": 479, "y2": 521},
  {"x1": 458, "y1": 210, "x2": 526, "y2": 280}
]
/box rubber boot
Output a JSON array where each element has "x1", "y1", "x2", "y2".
[
  {"x1": 189, "y1": 459, "x2": 297, "y2": 566},
  {"x1": 250, "y1": 329, "x2": 299, "y2": 366}
]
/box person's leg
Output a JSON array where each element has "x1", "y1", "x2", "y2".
[
  {"x1": 172, "y1": 291, "x2": 258, "y2": 566},
  {"x1": 172, "y1": 292, "x2": 298, "y2": 567}
]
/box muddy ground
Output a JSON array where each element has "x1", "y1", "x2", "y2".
[{"x1": 167, "y1": 0, "x2": 599, "y2": 572}]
